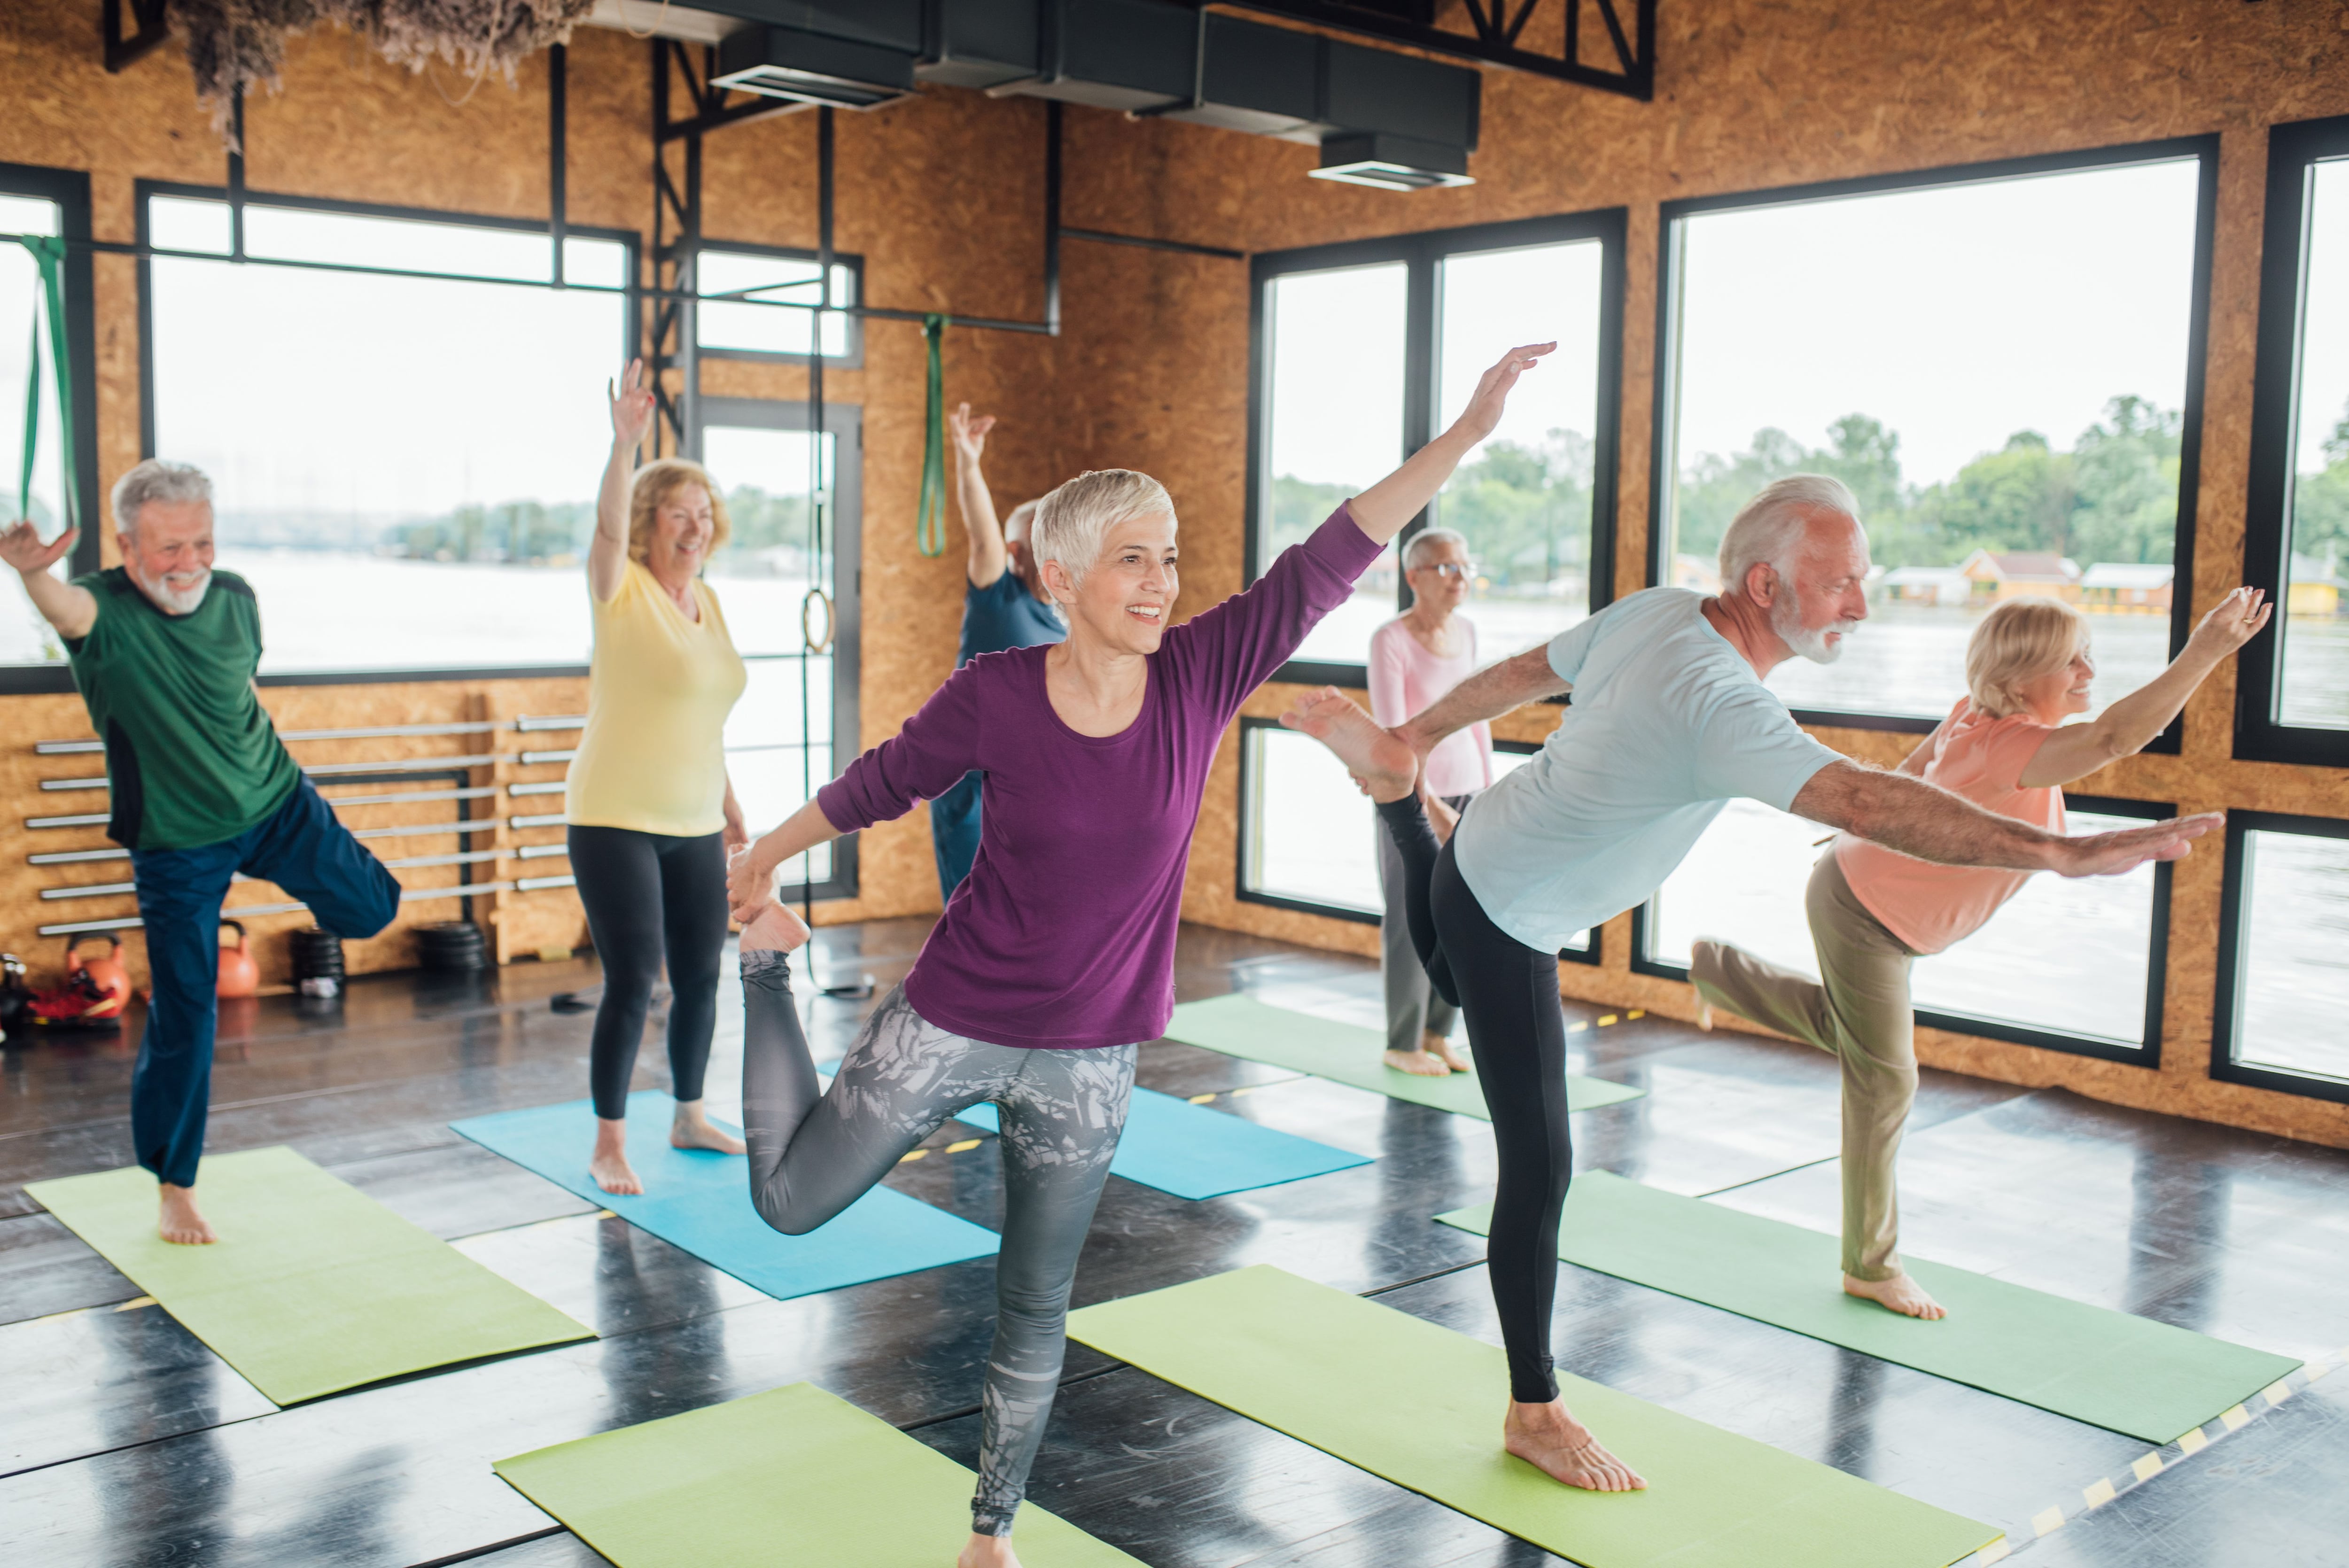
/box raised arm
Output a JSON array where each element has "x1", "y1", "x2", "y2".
[
  {"x1": 950, "y1": 403, "x2": 1008, "y2": 589},
  {"x1": 590, "y1": 359, "x2": 655, "y2": 605},
  {"x1": 1793, "y1": 759, "x2": 2217, "y2": 877},
  {"x1": 0, "y1": 521, "x2": 95, "y2": 641},
  {"x1": 1393, "y1": 644, "x2": 1566, "y2": 757},
  {"x1": 1347, "y1": 342, "x2": 1555, "y2": 544},
  {"x1": 2020, "y1": 587, "x2": 2271, "y2": 788}
]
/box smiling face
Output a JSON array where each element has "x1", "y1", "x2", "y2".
[
  {"x1": 648, "y1": 482, "x2": 716, "y2": 577},
  {"x1": 121, "y1": 498, "x2": 216, "y2": 616},
  {"x1": 1406, "y1": 536, "x2": 1471, "y2": 615},
  {"x1": 2015, "y1": 640, "x2": 2095, "y2": 722},
  {"x1": 1046, "y1": 511, "x2": 1179, "y2": 656}
]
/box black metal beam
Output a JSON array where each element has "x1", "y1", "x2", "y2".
[
  {"x1": 549, "y1": 44, "x2": 567, "y2": 287},
  {"x1": 1062, "y1": 228, "x2": 1245, "y2": 262},
  {"x1": 1212, "y1": 0, "x2": 1656, "y2": 101},
  {"x1": 101, "y1": 0, "x2": 171, "y2": 75},
  {"x1": 1044, "y1": 101, "x2": 1062, "y2": 337}
]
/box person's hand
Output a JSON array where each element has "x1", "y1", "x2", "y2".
[
  {"x1": 722, "y1": 811, "x2": 749, "y2": 855},
  {"x1": 1445, "y1": 342, "x2": 1555, "y2": 448},
  {"x1": 2185, "y1": 586, "x2": 2272, "y2": 660},
  {"x1": 609, "y1": 358, "x2": 655, "y2": 453},
  {"x1": 2050, "y1": 812, "x2": 2221, "y2": 877},
  {"x1": 726, "y1": 844, "x2": 772, "y2": 924},
  {"x1": 0, "y1": 520, "x2": 76, "y2": 577},
  {"x1": 948, "y1": 402, "x2": 995, "y2": 466}
]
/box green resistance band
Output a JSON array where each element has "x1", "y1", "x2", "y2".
[
  {"x1": 916, "y1": 312, "x2": 949, "y2": 559},
  {"x1": 13, "y1": 235, "x2": 77, "y2": 534}
]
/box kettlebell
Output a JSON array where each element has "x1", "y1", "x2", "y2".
[
  {"x1": 217, "y1": 920, "x2": 259, "y2": 999},
  {"x1": 64, "y1": 935, "x2": 131, "y2": 1019}
]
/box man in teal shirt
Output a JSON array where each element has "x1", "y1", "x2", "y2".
[{"x1": 1, "y1": 461, "x2": 399, "y2": 1245}]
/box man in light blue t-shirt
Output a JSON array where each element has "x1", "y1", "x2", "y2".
[{"x1": 1279, "y1": 473, "x2": 2216, "y2": 1498}]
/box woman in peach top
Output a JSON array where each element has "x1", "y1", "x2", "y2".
[{"x1": 1691, "y1": 587, "x2": 2270, "y2": 1320}]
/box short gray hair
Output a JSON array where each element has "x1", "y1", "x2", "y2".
[
  {"x1": 1403, "y1": 527, "x2": 1469, "y2": 571},
  {"x1": 1031, "y1": 469, "x2": 1174, "y2": 584},
  {"x1": 112, "y1": 459, "x2": 213, "y2": 537},
  {"x1": 1717, "y1": 474, "x2": 1859, "y2": 598}
]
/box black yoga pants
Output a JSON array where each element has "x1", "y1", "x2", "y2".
[
  {"x1": 1377, "y1": 795, "x2": 1573, "y2": 1405},
  {"x1": 567, "y1": 823, "x2": 729, "y2": 1121}
]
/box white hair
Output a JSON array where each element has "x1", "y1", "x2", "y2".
[
  {"x1": 1717, "y1": 474, "x2": 1859, "y2": 598},
  {"x1": 1030, "y1": 469, "x2": 1174, "y2": 585},
  {"x1": 112, "y1": 459, "x2": 213, "y2": 538},
  {"x1": 1402, "y1": 527, "x2": 1469, "y2": 571}
]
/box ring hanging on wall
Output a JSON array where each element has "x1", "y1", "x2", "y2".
[{"x1": 801, "y1": 587, "x2": 835, "y2": 656}]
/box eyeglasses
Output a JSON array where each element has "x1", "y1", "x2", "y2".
[{"x1": 1416, "y1": 561, "x2": 1477, "y2": 581}]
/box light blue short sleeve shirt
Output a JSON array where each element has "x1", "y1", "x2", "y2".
[{"x1": 1452, "y1": 587, "x2": 1843, "y2": 953}]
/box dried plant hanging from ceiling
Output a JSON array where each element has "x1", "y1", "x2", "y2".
[{"x1": 170, "y1": 0, "x2": 597, "y2": 147}]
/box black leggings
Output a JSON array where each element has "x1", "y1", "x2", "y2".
[
  {"x1": 568, "y1": 824, "x2": 729, "y2": 1120},
  {"x1": 1378, "y1": 796, "x2": 1573, "y2": 1405}
]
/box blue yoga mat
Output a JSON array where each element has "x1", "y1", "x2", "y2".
[
  {"x1": 451, "y1": 1092, "x2": 999, "y2": 1301},
  {"x1": 951, "y1": 1086, "x2": 1371, "y2": 1200}
]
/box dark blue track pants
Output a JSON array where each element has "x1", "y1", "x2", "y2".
[{"x1": 929, "y1": 769, "x2": 984, "y2": 901}]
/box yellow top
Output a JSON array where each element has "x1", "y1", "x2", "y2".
[{"x1": 566, "y1": 560, "x2": 748, "y2": 837}]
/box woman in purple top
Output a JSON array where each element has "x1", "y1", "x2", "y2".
[{"x1": 723, "y1": 342, "x2": 1550, "y2": 1568}]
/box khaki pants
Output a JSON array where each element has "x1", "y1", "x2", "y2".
[{"x1": 1688, "y1": 851, "x2": 1920, "y2": 1282}]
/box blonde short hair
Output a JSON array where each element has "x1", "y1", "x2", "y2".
[
  {"x1": 1966, "y1": 596, "x2": 2088, "y2": 718},
  {"x1": 627, "y1": 458, "x2": 732, "y2": 564},
  {"x1": 1030, "y1": 469, "x2": 1174, "y2": 585}
]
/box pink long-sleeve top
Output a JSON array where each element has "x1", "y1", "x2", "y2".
[
  {"x1": 819, "y1": 505, "x2": 1385, "y2": 1049},
  {"x1": 1367, "y1": 615, "x2": 1493, "y2": 798}
]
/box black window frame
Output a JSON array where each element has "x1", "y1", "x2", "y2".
[
  {"x1": 134, "y1": 177, "x2": 644, "y2": 686},
  {"x1": 1649, "y1": 137, "x2": 2221, "y2": 744},
  {"x1": 2234, "y1": 115, "x2": 2349, "y2": 767},
  {"x1": 2211, "y1": 808, "x2": 2349, "y2": 1105},
  {"x1": 0, "y1": 160, "x2": 105, "y2": 697},
  {"x1": 693, "y1": 237, "x2": 866, "y2": 370},
  {"x1": 1629, "y1": 792, "x2": 2173, "y2": 1066},
  {"x1": 1245, "y1": 208, "x2": 1629, "y2": 690}
]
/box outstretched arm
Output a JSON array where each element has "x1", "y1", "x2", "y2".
[
  {"x1": 0, "y1": 521, "x2": 95, "y2": 641},
  {"x1": 1793, "y1": 759, "x2": 2217, "y2": 877},
  {"x1": 591, "y1": 359, "x2": 654, "y2": 605},
  {"x1": 2020, "y1": 587, "x2": 2271, "y2": 788},
  {"x1": 727, "y1": 800, "x2": 843, "y2": 922},
  {"x1": 1347, "y1": 342, "x2": 1555, "y2": 544},
  {"x1": 950, "y1": 403, "x2": 1007, "y2": 590},
  {"x1": 1393, "y1": 644, "x2": 1567, "y2": 757}
]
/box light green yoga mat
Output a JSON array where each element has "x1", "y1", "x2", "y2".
[
  {"x1": 1070, "y1": 1265, "x2": 1996, "y2": 1568},
  {"x1": 495, "y1": 1381, "x2": 1143, "y2": 1567},
  {"x1": 1163, "y1": 994, "x2": 1643, "y2": 1118},
  {"x1": 27, "y1": 1145, "x2": 592, "y2": 1404},
  {"x1": 1437, "y1": 1171, "x2": 2302, "y2": 1444}
]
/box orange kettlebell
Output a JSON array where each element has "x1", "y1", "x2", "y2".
[
  {"x1": 64, "y1": 935, "x2": 131, "y2": 1020},
  {"x1": 217, "y1": 920, "x2": 259, "y2": 999}
]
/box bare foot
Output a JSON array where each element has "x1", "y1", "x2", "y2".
[
  {"x1": 1693, "y1": 994, "x2": 1712, "y2": 1031},
  {"x1": 1845, "y1": 1272, "x2": 1947, "y2": 1320},
  {"x1": 1425, "y1": 1032, "x2": 1472, "y2": 1073},
  {"x1": 672, "y1": 1099, "x2": 747, "y2": 1155},
  {"x1": 591, "y1": 1116, "x2": 643, "y2": 1195},
  {"x1": 1383, "y1": 1047, "x2": 1450, "y2": 1077},
  {"x1": 1279, "y1": 687, "x2": 1416, "y2": 803},
  {"x1": 957, "y1": 1531, "x2": 1020, "y2": 1568},
  {"x1": 158, "y1": 1183, "x2": 217, "y2": 1245},
  {"x1": 1504, "y1": 1399, "x2": 1647, "y2": 1492},
  {"x1": 739, "y1": 899, "x2": 812, "y2": 954}
]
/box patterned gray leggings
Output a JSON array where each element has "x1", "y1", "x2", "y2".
[{"x1": 739, "y1": 951, "x2": 1136, "y2": 1536}]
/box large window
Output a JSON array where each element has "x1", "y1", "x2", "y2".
[
  {"x1": 2238, "y1": 116, "x2": 2349, "y2": 765},
  {"x1": 2214, "y1": 813, "x2": 2349, "y2": 1102},
  {"x1": 697, "y1": 244, "x2": 861, "y2": 364},
  {"x1": 1635, "y1": 795, "x2": 2169, "y2": 1063},
  {"x1": 1, "y1": 163, "x2": 97, "y2": 686},
  {"x1": 1654, "y1": 143, "x2": 2215, "y2": 732},
  {"x1": 1249, "y1": 211, "x2": 1624, "y2": 676}
]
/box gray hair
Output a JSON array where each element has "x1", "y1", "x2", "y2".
[
  {"x1": 1403, "y1": 526, "x2": 1469, "y2": 572},
  {"x1": 112, "y1": 459, "x2": 213, "y2": 537},
  {"x1": 1031, "y1": 469, "x2": 1174, "y2": 585},
  {"x1": 1717, "y1": 474, "x2": 1859, "y2": 598}
]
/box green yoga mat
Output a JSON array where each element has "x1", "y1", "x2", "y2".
[
  {"x1": 27, "y1": 1146, "x2": 592, "y2": 1404},
  {"x1": 1163, "y1": 994, "x2": 1643, "y2": 1118},
  {"x1": 1070, "y1": 1265, "x2": 1995, "y2": 1568},
  {"x1": 1437, "y1": 1171, "x2": 2302, "y2": 1444},
  {"x1": 495, "y1": 1381, "x2": 1142, "y2": 1567}
]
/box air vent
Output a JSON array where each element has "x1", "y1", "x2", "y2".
[
  {"x1": 712, "y1": 27, "x2": 919, "y2": 109},
  {"x1": 1310, "y1": 132, "x2": 1473, "y2": 191}
]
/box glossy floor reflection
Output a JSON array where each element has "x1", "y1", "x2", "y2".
[{"x1": 2, "y1": 918, "x2": 2344, "y2": 1567}]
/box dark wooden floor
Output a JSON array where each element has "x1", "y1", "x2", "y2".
[{"x1": 3, "y1": 917, "x2": 2345, "y2": 1567}]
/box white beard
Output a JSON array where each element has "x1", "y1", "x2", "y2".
[
  {"x1": 137, "y1": 566, "x2": 212, "y2": 615},
  {"x1": 1771, "y1": 592, "x2": 1858, "y2": 665}
]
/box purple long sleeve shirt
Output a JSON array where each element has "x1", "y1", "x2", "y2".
[{"x1": 819, "y1": 505, "x2": 1383, "y2": 1049}]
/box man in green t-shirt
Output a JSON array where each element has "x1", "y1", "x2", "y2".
[{"x1": 2, "y1": 460, "x2": 400, "y2": 1246}]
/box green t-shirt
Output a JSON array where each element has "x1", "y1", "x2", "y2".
[{"x1": 62, "y1": 568, "x2": 302, "y2": 851}]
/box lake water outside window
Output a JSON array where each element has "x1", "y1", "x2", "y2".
[
  {"x1": 1662, "y1": 156, "x2": 2206, "y2": 723},
  {"x1": 2233, "y1": 827, "x2": 2349, "y2": 1086},
  {"x1": 0, "y1": 191, "x2": 68, "y2": 667},
  {"x1": 2273, "y1": 157, "x2": 2349, "y2": 729},
  {"x1": 1646, "y1": 796, "x2": 2158, "y2": 1049}
]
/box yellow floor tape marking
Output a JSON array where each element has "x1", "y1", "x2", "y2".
[
  {"x1": 2264, "y1": 1381, "x2": 2294, "y2": 1407},
  {"x1": 2082, "y1": 1478, "x2": 2116, "y2": 1510},
  {"x1": 898, "y1": 1149, "x2": 927, "y2": 1163},
  {"x1": 1229, "y1": 1085, "x2": 1262, "y2": 1096},
  {"x1": 2178, "y1": 1427, "x2": 2209, "y2": 1455},
  {"x1": 1597, "y1": 1014, "x2": 1618, "y2": 1026},
  {"x1": 2032, "y1": 1506, "x2": 2066, "y2": 1536},
  {"x1": 597, "y1": 1209, "x2": 618, "y2": 1219},
  {"x1": 1566, "y1": 1022, "x2": 1587, "y2": 1032},
  {"x1": 1627, "y1": 1009, "x2": 1645, "y2": 1019},
  {"x1": 2221, "y1": 1405, "x2": 2249, "y2": 1431},
  {"x1": 943, "y1": 1139, "x2": 982, "y2": 1155},
  {"x1": 1187, "y1": 1093, "x2": 1216, "y2": 1105},
  {"x1": 2310, "y1": 1362, "x2": 2333, "y2": 1383},
  {"x1": 2131, "y1": 1452, "x2": 2164, "y2": 1483},
  {"x1": 1975, "y1": 1537, "x2": 2011, "y2": 1564},
  {"x1": 115, "y1": 1295, "x2": 157, "y2": 1312}
]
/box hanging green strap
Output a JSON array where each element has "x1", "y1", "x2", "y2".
[
  {"x1": 13, "y1": 235, "x2": 77, "y2": 534},
  {"x1": 17, "y1": 313, "x2": 36, "y2": 525},
  {"x1": 915, "y1": 313, "x2": 949, "y2": 559}
]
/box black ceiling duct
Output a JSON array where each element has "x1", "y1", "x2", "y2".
[
  {"x1": 1311, "y1": 131, "x2": 1472, "y2": 190},
  {"x1": 711, "y1": 0, "x2": 922, "y2": 108}
]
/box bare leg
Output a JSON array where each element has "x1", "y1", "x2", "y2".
[
  {"x1": 157, "y1": 1182, "x2": 217, "y2": 1245},
  {"x1": 1279, "y1": 687, "x2": 1416, "y2": 802},
  {"x1": 671, "y1": 1100, "x2": 747, "y2": 1154},
  {"x1": 1505, "y1": 1399, "x2": 1647, "y2": 1491},
  {"x1": 589, "y1": 1120, "x2": 642, "y2": 1195}
]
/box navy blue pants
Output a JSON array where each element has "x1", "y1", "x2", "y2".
[
  {"x1": 929, "y1": 769, "x2": 984, "y2": 901},
  {"x1": 128, "y1": 780, "x2": 401, "y2": 1188}
]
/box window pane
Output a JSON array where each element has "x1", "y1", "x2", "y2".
[
  {"x1": 2276, "y1": 159, "x2": 2349, "y2": 729},
  {"x1": 1259, "y1": 263, "x2": 1406, "y2": 665},
  {"x1": 698, "y1": 250, "x2": 855, "y2": 357},
  {"x1": 2235, "y1": 828, "x2": 2349, "y2": 1083},
  {"x1": 1666, "y1": 159, "x2": 2203, "y2": 721},
  {"x1": 1244, "y1": 725, "x2": 1381, "y2": 915},
  {"x1": 1435, "y1": 241, "x2": 1605, "y2": 652},
  {"x1": 1648, "y1": 797, "x2": 2156, "y2": 1046},
  {"x1": 1, "y1": 194, "x2": 72, "y2": 667},
  {"x1": 724, "y1": 744, "x2": 832, "y2": 884},
  {"x1": 700, "y1": 426, "x2": 839, "y2": 657}
]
